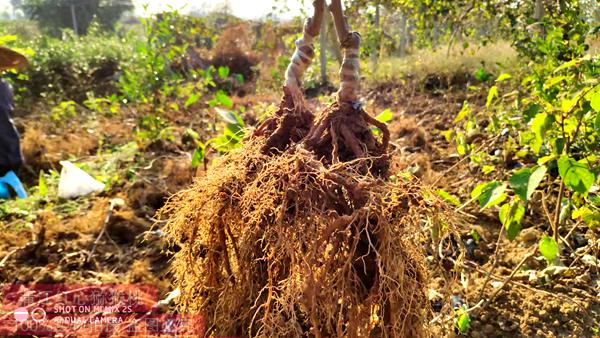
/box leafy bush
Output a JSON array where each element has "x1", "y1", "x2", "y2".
[
  {"x1": 10, "y1": 23, "x2": 137, "y2": 102},
  {"x1": 450, "y1": 9, "x2": 599, "y2": 261}
]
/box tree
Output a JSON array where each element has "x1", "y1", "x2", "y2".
[
  {"x1": 10, "y1": 0, "x2": 24, "y2": 19},
  {"x1": 19, "y1": 0, "x2": 133, "y2": 36}
]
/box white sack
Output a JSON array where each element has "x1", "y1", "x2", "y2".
[{"x1": 58, "y1": 161, "x2": 105, "y2": 199}]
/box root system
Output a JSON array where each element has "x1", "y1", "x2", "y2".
[
  {"x1": 161, "y1": 135, "x2": 454, "y2": 337},
  {"x1": 253, "y1": 87, "x2": 314, "y2": 154},
  {"x1": 160, "y1": 1, "x2": 455, "y2": 336},
  {"x1": 304, "y1": 101, "x2": 390, "y2": 177}
]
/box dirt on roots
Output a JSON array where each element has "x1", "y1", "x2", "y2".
[{"x1": 160, "y1": 93, "x2": 458, "y2": 337}]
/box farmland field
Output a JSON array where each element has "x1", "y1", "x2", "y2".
[{"x1": 0, "y1": 0, "x2": 599, "y2": 337}]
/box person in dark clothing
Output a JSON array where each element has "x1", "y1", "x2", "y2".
[
  {"x1": 0, "y1": 46, "x2": 28, "y2": 199},
  {"x1": 0, "y1": 79, "x2": 23, "y2": 176}
]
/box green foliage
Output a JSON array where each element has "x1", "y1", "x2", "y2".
[
  {"x1": 539, "y1": 236, "x2": 559, "y2": 263},
  {"x1": 508, "y1": 166, "x2": 547, "y2": 202},
  {"x1": 499, "y1": 200, "x2": 525, "y2": 241},
  {"x1": 118, "y1": 10, "x2": 229, "y2": 113},
  {"x1": 50, "y1": 100, "x2": 77, "y2": 121},
  {"x1": 209, "y1": 90, "x2": 234, "y2": 109},
  {"x1": 474, "y1": 68, "x2": 493, "y2": 82},
  {"x1": 134, "y1": 114, "x2": 174, "y2": 146},
  {"x1": 452, "y1": 2, "x2": 599, "y2": 251},
  {"x1": 7, "y1": 25, "x2": 135, "y2": 101},
  {"x1": 435, "y1": 189, "x2": 461, "y2": 207},
  {"x1": 454, "y1": 305, "x2": 471, "y2": 334},
  {"x1": 375, "y1": 109, "x2": 394, "y2": 123},
  {"x1": 471, "y1": 181, "x2": 507, "y2": 209},
  {"x1": 118, "y1": 11, "x2": 182, "y2": 106},
  {"x1": 19, "y1": 0, "x2": 133, "y2": 36},
  {"x1": 208, "y1": 108, "x2": 245, "y2": 154},
  {"x1": 557, "y1": 155, "x2": 595, "y2": 194},
  {"x1": 84, "y1": 93, "x2": 120, "y2": 116}
]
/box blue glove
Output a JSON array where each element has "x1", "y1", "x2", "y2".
[
  {"x1": 0, "y1": 170, "x2": 27, "y2": 199},
  {"x1": 0, "y1": 182, "x2": 9, "y2": 199}
]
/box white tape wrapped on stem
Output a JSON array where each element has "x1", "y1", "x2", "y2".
[{"x1": 284, "y1": 20, "x2": 317, "y2": 107}]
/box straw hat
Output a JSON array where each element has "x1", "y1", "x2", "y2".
[{"x1": 0, "y1": 46, "x2": 28, "y2": 71}]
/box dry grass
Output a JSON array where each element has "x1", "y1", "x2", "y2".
[{"x1": 366, "y1": 41, "x2": 518, "y2": 85}]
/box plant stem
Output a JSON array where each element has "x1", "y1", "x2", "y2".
[
  {"x1": 552, "y1": 85, "x2": 598, "y2": 244},
  {"x1": 477, "y1": 225, "x2": 504, "y2": 301},
  {"x1": 488, "y1": 247, "x2": 536, "y2": 303},
  {"x1": 552, "y1": 179, "x2": 565, "y2": 244},
  {"x1": 329, "y1": 0, "x2": 361, "y2": 102}
]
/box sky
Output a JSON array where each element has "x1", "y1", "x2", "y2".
[
  {"x1": 0, "y1": 0, "x2": 310, "y2": 20},
  {"x1": 134, "y1": 0, "x2": 309, "y2": 19}
]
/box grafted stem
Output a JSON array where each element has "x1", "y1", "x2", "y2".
[
  {"x1": 284, "y1": 0, "x2": 326, "y2": 96},
  {"x1": 329, "y1": 0, "x2": 361, "y2": 103},
  {"x1": 254, "y1": 0, "x2": 325, "y2": 154}
]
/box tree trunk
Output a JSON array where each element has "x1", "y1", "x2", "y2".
[
  {"x1": 371, "y1": 4, "x2": 381, "y2": 67},
  {"x1": 328, "y1": 19, "x2": 343, "y2": 64},
  {"x1": 534, "y1": 0, "x2": 546, "y2": 37},
  {"x1": 70, "y1": 3, "x2": 78, "y2": 36},
  {"x1": 398, "y1": 12, "x2": 408, "y2": 57},
  {"x1": 320, "y1": 5, "x2": 328, "y2": 84}
]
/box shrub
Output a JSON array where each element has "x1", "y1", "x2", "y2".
[{"x1": 11, "y1": 24, "x2": 137, "y2": 102}]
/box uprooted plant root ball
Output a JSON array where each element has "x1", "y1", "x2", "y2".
[
  {"x1": 159, "y1": 135, "x2": 457, "y2": 337},
  {"x1": 159, "y1": 1, "x2": 458, "y2": 336}
]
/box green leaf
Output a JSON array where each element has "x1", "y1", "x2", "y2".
[
  {"x1": 215, "y1": 90, "x2": 233, "y2": 108},
  {"x1": 38, "y1": 171, "x2": 47, "y2": 196},
  {"x1": 530, "y1": 112, "x2": 554, "y2": 153},
  {"x1": 591, "y1": 90, "x2": 600, "y2": 112},
  {"x1": 469, "y1": 229, "x2": 481, "y2": 242},
  {"x1": 435, "y1": 189, "x2": 461, "y2": 207},
  {"x1": 454, "y1": 101, "x2": 471, "y2": 123},
  {"x1": 557, "y1": 155, "x2": 595, "y2": 194},
  {"x1": 482, "y1": 165, "x2": 495, "y2": 174},
  {"x1": 455, "y1": 306, "x2": 471, "y2": 334},
  {"x1": 495, "y1": 73, "x2": 511, "y2": 82},
  {"x1": 184, "y1": 93, "x2": 200, "y2": 108},
  {"x1": 508, "y1": 166, "x2": 547, "y2": 202},
  {"x1": 191, "y1": 145, "x2": 205, "y2": 168},
  {"x1": 455, "y1": 132, "x2": 470, "y2": 155},
  {"x1": 215, "y1": 107, "x2": 240, "y2": 124},
  {"x1": 499, "y1": 201, "x2": 525, "y2": 240},
  {"x1": 572, "y1": 206, "x2": 600, "y2": 230},
  {"x1": 544, "y1": 75, "x2": 568, "y2": 89},
  {"x1": 553, "y1": 58, "x2": 580, "y2": 73},
  {"x1": 561, "y1": 97, "x2": 578, "y2": 113},
  {"x1": 375, "y1": 109, "x2": 393, "y2": 123},
  {"x1": 474, "y1": 67, "x2": 492, "y2": 82},
  {"x1": 486, "y1": 86, "x2": 498, "y2": 108},
  {"x1": 471, "y1": 181, "x2": 508, "y2": 209},
  {"x1": 218, "y1": 66, "x2": 230, "y2": 79},
  {"x1": 539, "y1": 236, "x2": 559, "y2": 263},
  {"x1": 537, "y1": 155, "x2": 555, "y2": 165}
]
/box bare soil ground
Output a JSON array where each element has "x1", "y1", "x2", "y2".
[{"x1": 1, "y1": 78, "x2": 598, "y2": 337}]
